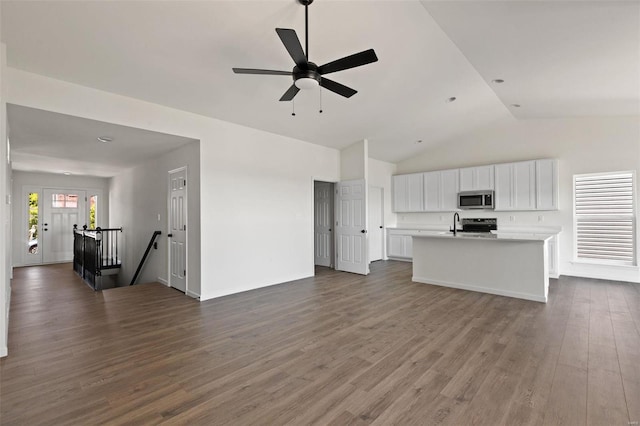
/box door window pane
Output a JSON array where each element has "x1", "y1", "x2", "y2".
[
  {"x1": 51, "y1": 193, "x2": 79, "y2": 208},
  {"x1": 28, "y1": 192, "x2": 38, "y2": 254}
]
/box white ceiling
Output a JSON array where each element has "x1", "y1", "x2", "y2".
[
  {"x1": 1, "y1": 1, "x2": 638, "y2": 175},
  {"x1": 7, "y1": 105, "x2": 196, "y2": 177}
]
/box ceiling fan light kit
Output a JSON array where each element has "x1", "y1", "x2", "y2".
[{"x1": 232, "y1": 0, "x2": 378, "y2": 107}]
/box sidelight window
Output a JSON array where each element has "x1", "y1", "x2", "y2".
[
  {"x1": 27, "y1": 192, "x2": 39, "y2": 254},
  {"x1": 89, "y1": 195, "x2": 98, "y2": 229}
]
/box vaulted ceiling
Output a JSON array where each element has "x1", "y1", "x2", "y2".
[{"x1": 2, "y1": 1, "x2": 638, "y2": 175}]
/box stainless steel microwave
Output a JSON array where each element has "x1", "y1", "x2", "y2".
[{"x1": 458, "y1": 191, "x2": 494, "y2": 210}]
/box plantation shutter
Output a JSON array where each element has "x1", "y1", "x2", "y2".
[{"x1": 575, "y1": 172, "x2": 635, "y2": 265}]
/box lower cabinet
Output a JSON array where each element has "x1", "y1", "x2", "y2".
[{"x1": 388, "y1": 233, "x2": 413, "y2": 260}]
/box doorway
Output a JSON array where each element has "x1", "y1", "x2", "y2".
[
  {"x1": 314, "y1": 181, "x2": 334, "y2": 268},
  {"x1": 368, "y1": 186, "x2": 384, "y2": 262},
  {"x1": 168, "y1": 167, "x2": 187, "y2": 293},
  {"x1": 23, "y1": 187, "x2": 88, "y2": 265}
]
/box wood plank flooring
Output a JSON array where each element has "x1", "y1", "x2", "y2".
[{"x1": 1, "y1": 261, "x2": 639, "y2": 425}]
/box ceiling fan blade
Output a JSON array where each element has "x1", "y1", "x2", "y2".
[
  {"x1": 233, "y1": 68, "x2": 292, "y2": 76},
  {"x1": 317, "y1": 49, "x2": 378, "y2": 75},
  {"x1": 319, "y1": 78, "x2": 357, "y2": 98},
  {"x1": 279, "y1": 84, "x2": 300, "y2": 102},
  {"x1": 276, "y1": 28, "x2": 307, "y2": 68}
]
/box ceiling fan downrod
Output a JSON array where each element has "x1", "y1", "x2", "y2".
[{"x1": 299, "y1": 0, "x2": 313, "y2": 60}]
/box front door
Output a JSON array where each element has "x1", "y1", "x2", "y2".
[
  {"x1": 168, "y1": 168, "x2": 187, "y2": 293},
  {"x1": 314, "y1": 181, "x2": 334, "y2": 267},
  {"x1": 335, "y1": 179, "x2": 369, "y2": 275},
  {"x1": 42, "y1": 188, "x2": 86, "y2": 263}
]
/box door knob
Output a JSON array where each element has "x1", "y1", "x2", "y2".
[
  {"x1": 361, "y1": 229, "x2": 367, "y2": 233},
  {"x1": 379, "y1": 226, "x2": 383, "y2": 229},
  {"x1": 44, "y1": 228, "x2": 48, "y2": 231}
]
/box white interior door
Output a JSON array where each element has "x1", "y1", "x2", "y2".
[
  {"x1": 168, "y1": 168, "x2": 187, "y2": 293},
  {"x1": 42, "y1": 188, "x2": 86, "y2": 263},
  {"x1": 368, "y1": 186, "x2": 384, "y2": 262},
  {"x1": 314, "y1": 181, "x2": 333, "y2": 267},
  {"x1": 336, "y1": 179, "x2": 369, "y2": 275}
]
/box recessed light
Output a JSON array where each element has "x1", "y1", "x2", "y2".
[
  {"x1": 447, "y1": 97, "x2": 457, "y2": 103},
  {"x1": 492, "y1": 79, "x2": 505, "y2": 84},
  {"x1": 511, "y1": 104, "x2": 521, "y2": 108},
  {"x1": 63, "y1": 172, "x2": 72, "y2": 176},
  {"x1": 97, "y1": 136, "x2": 113, "y2": 143}
]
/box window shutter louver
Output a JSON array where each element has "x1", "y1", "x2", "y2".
[{"x1": 575, "y1": 172, "x2": 635, "y2": 265}]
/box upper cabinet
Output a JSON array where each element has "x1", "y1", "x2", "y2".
[
  {"x1": 495, "y1": 159, "x2": 558, "y2": 211},
  {"x1": 392, "y1": 173, "x2": 424, "y2": 212},
  {"x1": 392, "y1": 158, "x2": 558, "y2": 213},
  {"x1": 494, "y1": 161, "x2": 536, "y2": 211},
  {"x1": 536, "y1": 159, "x2": 558, "y2": 210},
  {"x1": 459, "y1": 165, "x2": 494, "y2": 191},
  {"x1": 424, "y1": 169, "x2": 459, "y2": 212}
]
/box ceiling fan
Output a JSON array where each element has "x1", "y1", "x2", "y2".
[{"x1": 232, "y1": 0, "x2": 378, "y2": 102}]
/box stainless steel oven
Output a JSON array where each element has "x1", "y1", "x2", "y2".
[{"x1": 458, "y1": 191, "x2": 494, "y2": 210}]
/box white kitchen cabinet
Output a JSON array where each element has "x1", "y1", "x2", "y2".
[
  {"x1": 441, "y1": 169, "x2": 460, "y2": 211},
  {"x1": 424, "y1": 169, "x2": 460, "y2": 212},
  {"x1": 392, "y1": 173, "x2": 424, "y2": 212},
  {"x1": 459, "y1": 165, "x2": 494, "y2": 191},
  {"x1": 423, "y1": 171, "x2": 441, "y2": 211},
  {"x1": 387, "y1": 231, "x2": 413, "y2": 260},
  {"x1": 494, "y1": 161, "x2": 536, "y2": 211},
  {"x1": 536, "y1": 159, "x2": 559, "y2": 210},
  {"x1": 494, "y1": 163, "x2": 512, "y2": 210}
]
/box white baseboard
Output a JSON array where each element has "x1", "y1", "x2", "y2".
[
  {"x1": 186, "y1": 289, "x2": 200, "y2": 300},
  {"x1": 412, "y1": 276, "x2": 547, "y2": 303},
  {"x1": 565, "y1": 262, "x2": 640, "y2": 284},
  {"x1": 0, "y1": 346, "x2": 7, "y2": 358},
  {"x1": 157, "y1": 277, "x2": 169, "y2": 286},
  {"x1": 387, "y1": 257, "x2": 412, "y2": 263},
  {"x1": 563, "y1": 271, "x2": 639, "y2": 284}
]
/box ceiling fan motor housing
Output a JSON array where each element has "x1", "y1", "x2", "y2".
[{"x1": 293, "y1": 63, "x2": 321, "y2": 88}]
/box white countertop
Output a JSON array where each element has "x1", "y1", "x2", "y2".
[
  {"x1": 387, "y1": 225, "x2": 561, "y2": 238},
  {"x1": 411, "y1": 230, "x2": 554, "y2": 242}
]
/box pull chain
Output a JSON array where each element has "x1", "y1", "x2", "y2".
[
  {"x1": 291, "y1": 98, "x2": 296, "y2": 116},
  {"x1": 319, "y1": 87, "x2": 323, "y2": 114}
]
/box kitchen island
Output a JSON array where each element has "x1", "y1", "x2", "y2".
[{"x1": 412, "y1": 232, "x2": 554, "y2": 302}]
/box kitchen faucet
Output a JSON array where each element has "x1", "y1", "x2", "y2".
[{"x1": 452, "y1": 212, "x2": 460, "y2": 236}]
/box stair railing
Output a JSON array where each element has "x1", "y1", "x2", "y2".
[
  {"x1": 73, "y1": 225, "x2": 123, "y2": 290},
  {"x1": 130, "y1": 231, "x2": 162, "y2": 285}
]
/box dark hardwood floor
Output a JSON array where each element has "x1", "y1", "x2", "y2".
[{"x1": 1, "y1": 261, "x2": 639, "y2": 425}]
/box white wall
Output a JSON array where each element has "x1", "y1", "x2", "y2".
[
  {"x1": 1, "y1": 42, "x2": 9, "y2": 357},
  {"x1": 10, "y1": 171, "x2": 110, "y2": 267},
  {"x1": 109, "y1": 142, "x2": 200, "y2": 294},
  {"x1": 340, "y1": 140, "x2": 368, "y2": 181},
  {"x1": 7, "y1": 68, "x2": 341, "y2": 302},
  {"x1": 395, "y1": 117, "x2": 640, "y2": 283}
]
